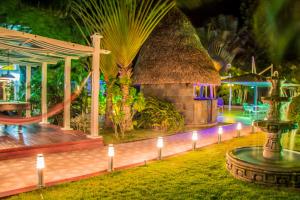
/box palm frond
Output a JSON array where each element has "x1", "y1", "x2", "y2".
[
  {"x1": 72, "y1": 0, "x2": 175, "y2": 68},
  {"x1": 197, "y1": 15, "x2": 246, "y2": 71},
  {"x1": 100, "y1": 53, "x2": 118, "y2": 81}
]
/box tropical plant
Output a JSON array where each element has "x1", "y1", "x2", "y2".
[
  {"x1": 71, "y1": 112, "x2": 90, "y2": 133},
  {"x1": 253, "y1": 0, "x2": 300, "y2": 65},
  {"x1": 176, "y1": 0, "x2": 217, "y2": 10},
  {"x1": 137, "y1": 97, "x2": 184, "y2": 132},
  {"x1": 110, "y1": 84, "x2": 145, "y2": 138},
  {"x1": 100, "y1": 54, "x2": 118, "y2": 128},
  {"x1": 129, "y1": 88, "x2": 146, "y2": 127},
  {"x1": 197, "y1": 15, "x2": 246, "y2": 73},
  {"x1": 72, "y1": 0, "x2": 175, "y2": 131},
  {"x1": 288, "y1": 95, "x2": 300, "y2": 125},
  {"x1": 110, "y1": 84, "x2": 124, "y2": 137},
  {"x1": 4, "y1": 81, "x2": 14, "y2": 101}
]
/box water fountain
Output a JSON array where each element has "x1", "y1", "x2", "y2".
[{"x1": 226, "y1": 72, "x2": 300, "y2": 187}]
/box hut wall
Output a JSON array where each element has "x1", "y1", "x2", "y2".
[{"x1": 141, "y1": 83, "x2": 218, "y2": 126}]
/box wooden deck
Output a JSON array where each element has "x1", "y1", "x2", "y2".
[{"x1": 0, "y1": 124, "x2": 103, "y2": 160}]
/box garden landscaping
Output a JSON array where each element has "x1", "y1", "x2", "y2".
[
  {"x1": 6, "y1": 133, "x2": 300, "y2": 200},
  {"x1": 0, "y1": 0, "x2": 299, "y2": 199}
]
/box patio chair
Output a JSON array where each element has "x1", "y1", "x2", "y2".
[
  {"x1": 243, "y1": 103, "x2": 252, "y2": 114},
  {"x1": 217, "y1": 97, "x2": 224, "y2": 112}
]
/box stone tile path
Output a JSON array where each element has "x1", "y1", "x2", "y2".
[{"x1": 0, "y1": 123, "x2": 251, "y2": 197}]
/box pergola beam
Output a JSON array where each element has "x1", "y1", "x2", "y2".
[
  {"x1": 0, "y1": 27, "x2": 94, "y2": 53},
  {"x1": 0, "y1": 56, "x2": 58, "y2": 65}
]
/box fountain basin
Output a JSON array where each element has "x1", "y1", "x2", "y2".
[
  {"x1": 254, "y1": 120, "x2": 298, "y2": 133},
  {"x1": 226, "y1": 147, "x2": 300, "y2": 187}
]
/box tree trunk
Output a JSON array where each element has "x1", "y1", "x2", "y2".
[
  {"x1": 120, "y1": 67, "x2": 133, "y2": 132},
  {"x1": 104, "y1": 84, "x2": 113, "y2": 128}
]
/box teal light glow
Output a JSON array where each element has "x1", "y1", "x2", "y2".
[{"x1": 217, "y1": 109, "x2": 267, "y2": 125}]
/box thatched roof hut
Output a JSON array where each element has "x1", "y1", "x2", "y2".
[{"x1": 133, "y1": 8, "x2": 220, "y2": 85}]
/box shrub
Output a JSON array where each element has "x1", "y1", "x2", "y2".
[
  {"x1": 288, "y1": 95, "x2": 300, "y2": 125},
  {"x1": 137, "y1": 97, "x2": 184, "y2": 132},
  {"x1": 71, "y1": 112, "x2": 90, "y2": 133},
  {"x1": 110, "y1": 85, "x2": 145, "y2": 137}
]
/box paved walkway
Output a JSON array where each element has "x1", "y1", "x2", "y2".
[{"x1": 0, "y1": 123, "x2": 251, "y2": 197}]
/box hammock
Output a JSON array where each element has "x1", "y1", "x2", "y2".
[{"x1": 0, "y1": 72, "x2": 91, "y2": 125}]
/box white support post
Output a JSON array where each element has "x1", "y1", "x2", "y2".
[
  {"x1": 214, "y1": 85, "x2": 217, "y2": 98},
  {"x1": 228, "y1": 73, "x2": 232, "y2": 111},
  {"x1": 254, "y1": 86, "x2": 258, "y2": 111},
  {"x1": 200, "y1": 86, "x2": 204, "y2": 98},
  {"x1": 25, "y1": 65, "x2": 31, "y2": 117},
  {"x1": 40, "y1": 62, "x2": 48, "y2": 124},
  {"x1": 229, "y1": 85, "x2": 232, "y2": 111},
  {"x1": 90, "y1": 34, "x2": 101, "y2": 137},
  {"x1": 62, "y1": 57, "x2": 72, "y2": 130}
]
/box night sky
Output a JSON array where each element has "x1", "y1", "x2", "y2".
[
  {"x1": 180, "y1": 0, "x2": 242, "y2": 27},
  {"x1": 22, "y1": 0, "x2": 243, "y2": 28}
]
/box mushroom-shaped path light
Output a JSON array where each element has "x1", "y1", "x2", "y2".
[
  {"x1": 157, "y1": 137, "x2": 164, "y2": 160},
  {"x1": 192, "y1": 131, "x2": 198, "y2": 150},
  {"x1": 237, "y1": 122, "x2": 242, "y2": 137},
  {"x1": 108, "y1": 144, "x2": 115, "y2": 172},
  {"x1": 36, "y1": 154, "x2": 45, "y2": 188},
  {"x1": 218, "y1": 127, "x2": 223, "y2": 144}
]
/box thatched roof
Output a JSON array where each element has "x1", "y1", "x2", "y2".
[{"x1": 133, "y1": 8, "x2": 220, "y2": 85}]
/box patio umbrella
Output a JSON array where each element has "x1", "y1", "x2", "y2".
[{"x1": 222, "y1": 73, "x2": 271, "y2": 108}]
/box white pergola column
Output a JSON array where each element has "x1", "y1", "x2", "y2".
[
  {"x1": 40, "y1": 62, "x2": 48, "y2": 124},
  {"x1": 229, "y1": 85, "x2": 232, "y2": 111},
  {"x1": 25, "y1": 65, "x2": 31, "y2": 117},
  {"x1": 62, "y1": 57, "x2": 72, "y2": 130},
  {"x1": 228, "y1": 73, "x2": 232, "y2": 111},
  {"x1": 90, "y1": 34, "x2": 102, "y2": 137}
]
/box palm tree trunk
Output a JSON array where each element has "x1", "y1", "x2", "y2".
[
  {"x1": 120, "y1": 67, "x2": 133, "y2": 131},
  {"x1": 104, "y1": 84, "x2": 113, "y2": 128}
]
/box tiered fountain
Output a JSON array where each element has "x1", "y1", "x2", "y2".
[{"x1": 226, "y1": 72, "x2": 300, "y2": 187}]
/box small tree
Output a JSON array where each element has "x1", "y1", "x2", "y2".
[
  {"x1": 72, "y1": 0, "x2": 175, "y2": 132},
  {"x1": 100, "y1": 54, "x2": 118, "y2": 128}
]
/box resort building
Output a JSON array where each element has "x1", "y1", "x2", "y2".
[{"x1": 134, "y1": 8, "x2": 221, "y2": 127}]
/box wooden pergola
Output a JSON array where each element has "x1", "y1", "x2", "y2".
[{"x1": 0, "y1": 27, "x2": 110, "y2": 137}]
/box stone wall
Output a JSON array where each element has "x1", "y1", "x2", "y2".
[{"x1": 141, "y1": 83, "x2": 217, "y2": 126}]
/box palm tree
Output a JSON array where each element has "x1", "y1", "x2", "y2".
[
  {"x1": 197, "y1": 15, "x2": 246, "y2": 73},
  {"x1": 100, "y1": 54, "x2": 118, "y2": 128},
  {"x1": 253, "y1": 0, "x2": 300, "y2": 65},
  {"x1": 72, "y1": 0, "x2": 175, "y2": 131}
]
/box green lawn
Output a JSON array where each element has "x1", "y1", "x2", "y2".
[
  {"x1": 282, "y1": 131, "x2": 300, "y2": 152},
  {"x1": 7, "y1": 133, "x2": 300, "y2": 200}
]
